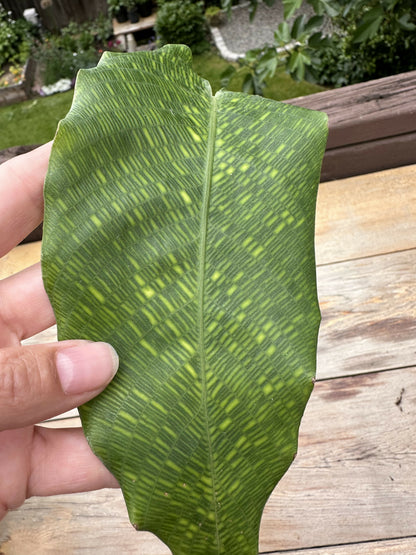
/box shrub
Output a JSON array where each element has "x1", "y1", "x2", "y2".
[
  {"x1": 33, "y1": 18, "x2": 116, "y2": 86},
  {"x1": 0, "y1": 7, "x2": 35, "y2": 68},
  {"x1": 205, "y1": 6, "x2": 225, "y2": 26},
  {"x1": 155, "y1": 0, "x2": 210, "y2": 53},
  {"x1": 226, "y1": 0, "x2": 416, "y2": 90},
  {"x1": 314, "y1": 0, "x2": 416, "y2": 87}
]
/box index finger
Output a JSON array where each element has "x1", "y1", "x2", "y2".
[{"x1": 0, "y1": 142, "x2": 52, "y2": 257}]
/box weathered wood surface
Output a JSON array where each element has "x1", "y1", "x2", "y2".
[
  {"x1": 261, "y1": 368, "x2": 416, "y2": 551},
  {"x1": 287, "y1": 71, "x2": 416, "y2": 180},
  {"x1": 113, "y1": 13, "x2": 157, "y2": 37},
  {"x1": 317, "y1": 249, "x2": 416, "y2": 378},
  {"x1": 0, "y1": 241, "x2": 41, "y2": 280},
  {"x1": 2, "y1": 367, "x2": 415, "y2": 553},
  {"x1": 16, "y1": 246, "x2": 416, "y2": 381},
  {"x1": 288, "y1": 71, "x2": 416, "y2": 148},
  {"x1": 319, "y1": 131, "x2": 416, "y2": 184},
  {"x1": 1, "y1": 0, "x2": 107, "y2": 30},
  {"x1": 1, "y1": 164, "x2": 415, "y2": 553},
  {"x1": 271, "y1": 537, "x2": 416, "y2": 555},
  {"x1": 315, "y1": 164, "x2": 416, "y2": 265}
]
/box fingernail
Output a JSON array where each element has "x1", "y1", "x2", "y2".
[{"x1": 56, "y1": 342, "x2": 119, "y2": 395}]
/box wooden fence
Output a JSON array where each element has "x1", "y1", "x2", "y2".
[{"x1": 1, "y1": 0, "x2": 108, "y2": 29}]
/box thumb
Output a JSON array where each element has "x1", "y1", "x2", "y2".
[{"x1": 0, "y1": 341, "x2": 119, "y2": 431}]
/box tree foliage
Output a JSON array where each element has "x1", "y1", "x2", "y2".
[
  {"x1": 155, "y1": 0, "x2": 210, "y2": 53},
  {"x1": 221, "y1": 0, "x2": 416, "y2": 93}
]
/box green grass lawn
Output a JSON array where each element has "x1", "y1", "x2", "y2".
[
  {"x1": 0, "y1": 90, "x2": 74, "y2": 149},
  {"x1": 0, "y1": 49, "x2": 325, "y2": 150},
  {"x1": 193, "y1": 50, "x2": 325, "y2": 100}
]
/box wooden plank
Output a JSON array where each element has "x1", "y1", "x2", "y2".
[
  {"x1": 3, "y1": 172, "x2": 415, "y2": 380},
  {"x1": 3, "y1": 164, "x2": 415, "y2": 274},
  {"x1": 287, "y1": 71, "x2": 416, "y2": 148},
  {"x1": 269, "y1": 536, "x2": 416, "y2": 554},
  {"x1": 317, "y1": 248, "x2": 416, "y2": 378},
  {"x1": 21, "y1": 324, "x2": 57, "y2": 346},
  {"x1": 0, "y1": 241, "x2": 41, "y2": 279},
  {"x1": 2, "y1": 368, "x2": 415, "y2": 553},
  {"x1": 10, "y1": 247, "x2": 415, "y2": 381},
  {"x1": 39, "y1": 416, "x2": 81, "y2": 428},
  {"x1": 32, "y1": 0, "x2": 107, "y2": 30},
  {"x1": 316, "y1": 164, "x2": 416, "y2": 265},
  {"x1": 260, "y1": 367, "x2": 416, "y2": 551},
  {"x1": 113, "y1": 13, "x2": 156, "y2": 36},
  {"x1": 0, "y1": 490, "x2": 171, "y2": 555},
  {"x1": 286, "y1": 71, "x2": 416, "y2": 180},
  {"x1": 319, "y1": 131, "x2": 416, "y2": 182}
]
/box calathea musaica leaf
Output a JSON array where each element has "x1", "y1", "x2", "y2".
[{"x1": 42, "y1": 45, "x2": 327, "y2": 555}]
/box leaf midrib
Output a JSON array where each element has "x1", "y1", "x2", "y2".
[{"x1": 197, "y1": 91, "x2": 220, "y2": 551}]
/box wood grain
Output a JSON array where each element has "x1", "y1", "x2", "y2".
[
  {"x1": 1, "y1": 165, "x2": 415, "y2": 552},
  {"x1": 317, "y1": 249, "x2": 416, "y2": 378},
  {"x1": 3, "y1": 164, "x2": 415, "y2": 277},
  {"x1": 0, "y1": 241, "x2": 41, "y2": 279},
  {"x1": 315, "y1": 163, "x2": 416, "y2": 265},
  {"x1": 261, "y1": 367, "x2": 416, "y2": 551},
  {"x1": 269, "y1": 536, "x2": 416, "y2": 554},
  {"x1": 286, "y1": 71, "x2": 416, "y2": 180},
  {"x1": 0, "y1": 490, "x2": 170, "y2": 555},
  {"x1": 287, "y1": 71, "x2": 416, "y2": 148},
  {"x1": 319, "y1": 131, "x2": 416, "y2": 185},
  {"x1": 39, "y1": 416, "x2": 81, "y2": 428},
  {"x1": 2, "y1": 367, "x2": 414, "y2": 553}
]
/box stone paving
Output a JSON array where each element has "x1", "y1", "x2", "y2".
[{"x1": 213, "y1": 1, "x2": 325, "y2": 61}]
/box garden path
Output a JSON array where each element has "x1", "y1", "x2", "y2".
[{"x1": 213, "y1": 0, "x2": 320, "y2": 60}]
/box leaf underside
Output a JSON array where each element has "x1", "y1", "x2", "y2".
[{"x1": 42, "y1": 45, "x2": 327, "y2": 555}]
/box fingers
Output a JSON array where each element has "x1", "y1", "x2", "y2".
[
  {"x1": 0, "y1": 341, "x2": 119, "y2": 431},
  {"x1": 28, "y1": 426, "x2": 119, "y2": 497},
  {"x1": 0, "y1": 426, "x2": 118, "y2": 517},
  {"x1": 0, "y1": 263, "x2": 55, "y2": 346},
  {"x1": 0, "y1": 142, "x2": 52, "y2": 257}
]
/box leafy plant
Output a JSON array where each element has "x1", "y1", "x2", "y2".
[
  {"x1": 155, "y1": 0, "x2": 210, "y2": 53},
  {"x1": 221, "y1": 13, "x2": 326, "y2": 95},
  {"x1": 0, "y1": 64, "x2": 25, "y2": 88},
  {"x1": 107, "y1": 0, "x2": 127, "y2": 17},
  {"x1": 33, "y1": 17, "x2": 118, "y2": 86},
  {"x1": 42, "y1": 45, "x2": 327, "y2": 554},
  {"x1": 0, "y1": 6, "x2": 35, "y2": 68},
  {"x1": 314, "y1": 0, "x2": 416, "y2": 86},
  {"x1": 222, "y1": 0, "x2": 416, "y2": 91},
  {"x1": 205, "y1": 5, "x2": 225, "y2": 26}
]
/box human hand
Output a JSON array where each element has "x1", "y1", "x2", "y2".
[{"x1": 0, "y1": 143, "x2": 119, "y2": 520}]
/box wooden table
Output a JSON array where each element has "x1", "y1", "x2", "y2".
[{"x1": 1, "y1": 163, "x2": 415, "y2": 553}]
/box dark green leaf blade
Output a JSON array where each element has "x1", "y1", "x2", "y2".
[{"x1": 42, "y1": 45, "x2": 327, "y2": 555}]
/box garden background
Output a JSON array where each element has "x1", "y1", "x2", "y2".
[{"x1": 0, "y1": 0, "x2": 415, "y2": 149}]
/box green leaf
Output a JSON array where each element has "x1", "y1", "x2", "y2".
[
  {"x1": 274, "y1": 21, "x2": 292, "y2": 45},
  {"x1": 288, "y1": 49, "x2": 311, "y2": 81},
  {"x1": 291, "y1": 14, "x2": 306, "y2": 39},
  {"x1": 220, "y1": 64, "x2": 236, "y2": 88},
  {"x1": 304, "y1": 14, "x2": 324, "y2": 33},
  {"x1": 256, "y1": 48, "x2": 279, "y2": 79},
  {"x1": 241, "y1": 71, "x2": 255, "y2": 94},
  {"x1": 398, "y1": 13, "x2": 416, "y2": 31},
  {"x1": 42, "y1": 45, "x2": 327, "y2": 555},
  {"x1": 308, "y1": 0, "x2": 341, "y2": 17},
  {"x1": 308, "y1": 30, "x2": 327, "y2": 48},
  {"x1": 282, "y1": 0, "x2": 303, "y2": 19},
  {"x1": 352, "y1": 6, "x2": 384, "y2": 43}
]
